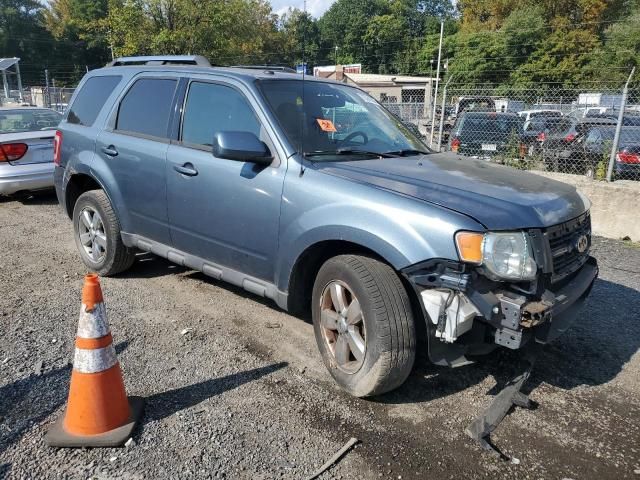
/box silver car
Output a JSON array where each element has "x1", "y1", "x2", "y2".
[{"x1": 0, "y1": 107, "x2": 62, "y2": 196}]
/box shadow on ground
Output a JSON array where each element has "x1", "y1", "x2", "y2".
[
  {"x1": 142, "y1": 362, "x2": 288, "y2": 424},
  {"x1": 1, "y1": 190, "x2": 59, "y2": 206}
]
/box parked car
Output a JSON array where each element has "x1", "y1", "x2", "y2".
[
  {"x1": 449, "y1": 112, "x2": 525, "y2": 157},
  {"x1": 0, "y1": 107, "x2": 62, "y2": 196},
  {"x1": 522, "y1": 116, "x2": 573, "y2": 155},
  {"x1": 453, "y1": 96, "x2": 495, "y2": 117},
  {"x1": 542, "y1": 117, "x2": 616, "y2": 170},
  {"x1": 518, "y1": 109, "x2": 563, "y2": 122},
  {"x1": 54, "y1": 56, "x2": 597, "y2": 397},
  {"x1": 551, "y1": 125, "x2": 640, "y2": 177},
  {"x1": 616, "y1": 144, "x2": 640, "y2": 180}
]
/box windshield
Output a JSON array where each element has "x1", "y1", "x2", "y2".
[
  {"x1": 258, "y1": 80, "x2": 429, "y2": 159},
  {"x1": 0, "y1": 109, "x2": 62, "y2": 134}
]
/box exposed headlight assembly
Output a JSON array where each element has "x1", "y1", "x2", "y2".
[{"x1": 455, "y1": 231, "x2": 537, "y2": 281}]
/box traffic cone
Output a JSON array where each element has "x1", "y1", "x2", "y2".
[{"x1": 45, "y1": 274, "x2": 144, "y2": 447}]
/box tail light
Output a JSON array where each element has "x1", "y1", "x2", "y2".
[
  {"x1": 53, "y1": 130, "x2": 62, "y2": 166},
  {"x1": 536, "y1": 132, "x2": 545, "y2": 142},
  {"x1": 0, "y1": 143, "x2": 28, "y2": 162},
  {"x1": 564, "y1": 133, "x2": 576, "y2": 142},
  {"x1": 616, "y1": 152, "x2": 640, "y2": 164},
  {"x1": 451, "y1": 137, "x2": 460, "y2": 153}
]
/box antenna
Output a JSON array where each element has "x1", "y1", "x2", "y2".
[{"x1": 299, "y1": 0, "x2": 307, "y2": 176}]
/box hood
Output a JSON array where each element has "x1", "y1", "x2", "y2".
[{"x1": 314, "y1": 153, "x2": 590, "y2": 230}]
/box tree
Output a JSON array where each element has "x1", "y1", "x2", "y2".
[
  {"x1": 278, "y1": 8, "x2": 321, "y2": 67},
  {"x1": 44, "y1": 0, "x2": 111, "y2": 69},
  {"x1": 0, "y1": 0, "x2": 58, "y2": 84}
]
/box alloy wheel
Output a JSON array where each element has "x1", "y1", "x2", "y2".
[
  {"x1": 319, "y1": 280, "x2": 366, "y2": 374},
  {"x1": 78, "y1": 207, "x2": 107, "y2": 263}
]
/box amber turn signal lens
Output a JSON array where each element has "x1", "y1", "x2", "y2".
[{"x1": 455, "y1": 231, "x2": 484, "y2": 264}]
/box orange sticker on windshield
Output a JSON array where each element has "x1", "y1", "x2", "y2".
[{"x1": 316, "y1": 118, "x2": 337, "y2": 132}]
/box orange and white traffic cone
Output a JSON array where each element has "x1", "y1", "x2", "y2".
[{"x1": 45, "y1": 273, "x2": 144, "y2": 447}]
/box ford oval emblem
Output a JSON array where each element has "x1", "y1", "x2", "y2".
[{"x1": 576, "y1": 234, "x2": 589, "y2": 254}]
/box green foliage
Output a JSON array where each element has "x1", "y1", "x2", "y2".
[{"x1": 0, "y1": 0, "x2": 637, "y2": 89}]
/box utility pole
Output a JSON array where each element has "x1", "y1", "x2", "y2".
[
  {"x1": 607, "y1": 67, "x2": 636, "y2": 182},
  {"x1": 429, "y1": 20, "x2": 444, "y2": 148}
]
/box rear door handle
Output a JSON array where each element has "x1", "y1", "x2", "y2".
[
  {"x1": 101, "y1": 146, "x2": 118, "y2": 157},
  {"x1": 173, "y1": 163, "x2": 198, "y2": 176}
]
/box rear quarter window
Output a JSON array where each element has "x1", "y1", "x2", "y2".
[
  {"x1": 67, "y1": 75, "x2": 122, "y2": 126},
  {"x1": 115, "y1": 78, "x2": 177, "y2": 139}
]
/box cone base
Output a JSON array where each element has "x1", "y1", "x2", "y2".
[{"x1": 45, "y1": 396, "x2": 144, "y2": 448}]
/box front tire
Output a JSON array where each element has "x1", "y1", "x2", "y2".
[
  {"x1": 72, "y1": 190, "x2": 135, "y2": 276},
  {"x1": 312, "y1": 254, "x2": 416, "y2": 397}
]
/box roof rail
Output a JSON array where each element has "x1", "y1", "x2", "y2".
[
  {"x1": 231, "y1": 65, "x2": 297, "y2": 74},
  {"x1": 107, "y1": 55, "x2": 211, "y2": 67}
]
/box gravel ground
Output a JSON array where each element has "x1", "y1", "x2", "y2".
[{"x1": 1, "y1": 192, "x2": 639, "y2": 480}]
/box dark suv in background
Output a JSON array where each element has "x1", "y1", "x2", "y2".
[
  {"x1": 449, "y1": 112, "x2": 525, "y2": 157},
  {"x1": 54, "y1": 56, "x2": 597, "y2": 397}
]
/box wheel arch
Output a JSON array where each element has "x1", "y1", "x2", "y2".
[{"x1": 283, "y1": 236, "x2": 409, "y2": 316}]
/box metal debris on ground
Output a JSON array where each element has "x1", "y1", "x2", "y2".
[
  {"x1": 465, "y1": 343, "x2": 542, "y2": 460},
  {"x1": 265, "y1": 322, "x2": 282, "y2": 329},
  {"x1": 305, "y1": 437, "x2": 359, "y2": 480},
  {"x1": 180, "y1": 328, "x2": 192, "y2": 335}
]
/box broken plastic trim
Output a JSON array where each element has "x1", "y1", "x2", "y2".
[{"x1": 465, "y1": 343, "x2": 542, "y2": 460}]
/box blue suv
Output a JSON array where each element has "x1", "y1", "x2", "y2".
[{"x1": 54, "y1": 56, "x2": 597, "y2": 397}]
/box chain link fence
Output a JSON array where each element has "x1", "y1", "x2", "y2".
[
  {"x1": 1, "y1": 86, "x2": 74, "y2": 113},
  {"x1": 386, "y1": 80, "x2": 640, "y2": 182}
]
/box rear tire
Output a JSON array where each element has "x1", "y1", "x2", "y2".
[
  {"x1": 72, "y1": 190, "x2": 135, "y2": 276},
  {"x1": 311, "y1": 254, "x2": 416, "y2": 397}
]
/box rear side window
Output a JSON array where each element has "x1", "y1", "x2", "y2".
[
  {"x1": 67, "y1": 75, "x2": 121, "y2": 126},
  {"x1": 116, "y1": 78, "x2": 177, "y2": 139}
]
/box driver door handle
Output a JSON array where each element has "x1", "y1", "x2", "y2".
[
  {"x1": 173, "y1": 163, "x2": 198, "y2": 176},
  {"x1": 101, "y1": 145, "x2": 118, "y2": 157}
]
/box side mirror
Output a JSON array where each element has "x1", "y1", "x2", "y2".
[{"x1": 212, "y1": 131, "x2": 273, "y2": 165}]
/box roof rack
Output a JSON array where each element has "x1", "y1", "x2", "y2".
[
  {"x1": 230, "y1": 65, "x2": 297, "y2": 74},
  {"x1": 107, "y1": 55, "x2": 211, "y2": 67}
]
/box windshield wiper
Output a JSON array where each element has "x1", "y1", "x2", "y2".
[
  {"x1": 304, "y1": 148, "x2": 395, "y2": 159},
  {"x1": 383, "y1": 149, "x2": 430, "y2": 157}
]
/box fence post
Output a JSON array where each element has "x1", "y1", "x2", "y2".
[
  {"x1": 44, "y1": 69, "x2": 50, "y2": 108},
  {"x1": 607, "y1": 67, "x2": 636, "y2": 182},
  {"x1": 429, "y1": 20, "x2": 444, "y2": 148},
  {"x1": 437, "y1": 75, "x2": 455, "y2": 152}
]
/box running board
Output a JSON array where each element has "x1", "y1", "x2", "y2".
[{"x1": 120, "y1": 232, "x2": 289, "y2": 310}]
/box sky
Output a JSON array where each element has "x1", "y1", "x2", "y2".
[{"x1": 269, "y1": 0, "x2": 337, "y2": 18}]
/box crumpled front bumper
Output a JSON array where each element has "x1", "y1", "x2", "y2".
[
  {"x1": 404, "y1": 256, "x2": 598, "y2": 366},
  {"x1": 533, "y1": 256, "x2": 598, "y2": 343}
]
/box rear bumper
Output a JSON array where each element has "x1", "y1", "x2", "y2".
[
  {"x1": 54, "y1": 165, "x2": 65, "y2": 210},
  {"x1": 0, "y1": 162, "x2": 55, "y2": 195}
]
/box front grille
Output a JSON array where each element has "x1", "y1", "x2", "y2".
[{"x1": 546, "y1": 212, "x2": 591, "y2": 282}]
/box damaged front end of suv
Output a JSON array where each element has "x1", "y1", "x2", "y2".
[{"x1": 404, "y1": 211, "x2": 597, "y2": 367}]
